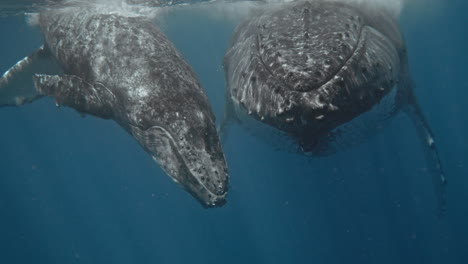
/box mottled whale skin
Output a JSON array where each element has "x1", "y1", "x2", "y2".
[
  {"x1": 224, "y1": 1, "x2": 446, "y2": 211},
  {"x1": 0, "y1": 4, "x2": 228, "y2": 207}
]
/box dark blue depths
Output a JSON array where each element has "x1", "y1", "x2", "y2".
[{"x1": 0, "y1": 2, "x2": 467, "y2": 263}]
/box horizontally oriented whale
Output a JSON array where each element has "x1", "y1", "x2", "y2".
[
  {"x1": 0, "y1": 2, "x2": 228, "y2": 207},
  {"x1": 223, "y1": 0, "x2": 446, "y2": 211}
]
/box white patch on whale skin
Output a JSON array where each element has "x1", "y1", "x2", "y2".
[{"x1": 26, "y1": 12, "x2": 39, "y2": 26}]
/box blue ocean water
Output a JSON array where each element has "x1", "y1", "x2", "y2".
[{"x1": 0, "y1": 1, "x2": 467, "y2": 263}]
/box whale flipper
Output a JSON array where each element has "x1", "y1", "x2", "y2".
[
  {"x1": 33, "y1": 74, "x2": 116, "y2": 119},
  {"x1": 405, "y1": 91, "x2": 447, "y2": 215},
  {"x1": 0, "y1": 46, "x2": 60, "y2": 107}
]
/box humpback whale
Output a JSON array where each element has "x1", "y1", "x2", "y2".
[
  {"x1": 223, "y1": 0, "x2": 446, "y2": 210},
  {"x1": 0, "y1": 3, "x2": 228, "y2": 207}
]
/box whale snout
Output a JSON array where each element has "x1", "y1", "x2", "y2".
[
  {"x1": 224, "y1": 0, "x2": 403, "y2": 153},
  {"x1": 130, "y1": 123, "x2": 228, "y2": 208},
  {"x1": 255, "y1": 2, "x2": 400, "y2": 117}
]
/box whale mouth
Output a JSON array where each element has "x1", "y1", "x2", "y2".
[{"x1": 130, "y1": 125, "x2": 228, "y2": 208}]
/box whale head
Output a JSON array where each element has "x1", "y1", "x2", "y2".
[
  {"x1": 225, "y1": 1, "x2": 405, "y2": 152},
  {"x1": 129, "y1": 105, "x2": 228, "y2": 207},
  {"x1": 121, "y1": 67, "x2": 228, "y2": 208}
]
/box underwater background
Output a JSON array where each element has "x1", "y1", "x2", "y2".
[{"x1": 0, "y1": 0, "x2": 467, "y2": 263}]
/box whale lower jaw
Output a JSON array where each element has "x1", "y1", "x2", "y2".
[{"x1": 130, "y1": 124, "x2": 227, "y2": 208}]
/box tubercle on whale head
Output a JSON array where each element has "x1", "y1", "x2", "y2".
[{"x1": 129, "y1": 117, "x2": 229, "y2": 208}]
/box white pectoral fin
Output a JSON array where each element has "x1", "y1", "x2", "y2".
[
  {"x1": 0, "y1": 45, "x2": 61, "y2": 107},
  {"x1": 405, "y1": 94, "x2": 447, "y2": 216},
  {"x1": 33, "y1": 74, "x2": 116, "y2": 119}
]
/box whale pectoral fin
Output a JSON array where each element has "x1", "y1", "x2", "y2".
[
  {"x1": 33, "y1": 74, "x2": 116, "y2": 119},
  {"x1": 0, "y1": 45, "x2": 61, "y2": 107},
  {"x1": 405, "y1": 92, "x2": 447, "y2": 216}
]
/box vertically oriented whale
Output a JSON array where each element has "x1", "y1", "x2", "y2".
[
  {"x1": 0, "y1": 3, "x2": 228, "y2": 207},
  {"x1": 223, "y1": 0, "x2": 446, "y2": 210}
]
